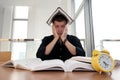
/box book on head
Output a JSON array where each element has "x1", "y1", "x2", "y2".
[
  {"x1": 46, "y1": 7, "x2": 73, "y2": 25},
  {"x1": 2, "y1": 56, "x2": 95, "y2": 72}
]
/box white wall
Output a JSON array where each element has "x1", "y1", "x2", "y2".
[
  {"x1": 0, "y1": 5, "x2": 13, "y2": 51},
  {"x1": 0, "y1": 6, "x2": 4, "y2": 50},
  {"x1": 0, "y1": 6, "x2": 4, "y2": 38}
]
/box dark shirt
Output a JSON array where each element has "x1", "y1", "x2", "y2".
[{"x1": 36, "y1": 35, "x2": 85, "y2": 61}]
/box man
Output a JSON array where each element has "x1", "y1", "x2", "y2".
[{"x1": 36, "y1": 7, "x2": 85, "y2": 61}]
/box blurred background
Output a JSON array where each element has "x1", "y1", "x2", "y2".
[{"x1": 0, "y1": 0, "x2": 120, "y2": 60}]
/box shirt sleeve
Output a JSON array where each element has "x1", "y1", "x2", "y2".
[
  {"x1": 36, "y1": 37, "x2": 50, "y2": 60},
  {"x1": 68, "y1": 36, "x2": 86, "y2": 56}
]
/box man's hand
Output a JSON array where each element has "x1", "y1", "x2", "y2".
[
  {"x1": 52, "y1": 25, "x2": 59, "y2": 40},
  {"x1": 61, "y1": 25, "x2": 68, "y2": 42},
  {"x1": 45, "y1": 25, "x2": 59, "y2": 55}
]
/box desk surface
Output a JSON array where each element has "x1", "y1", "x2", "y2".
[{"x1": 0, "y1": 62, "x2": 120, "y2": 80}]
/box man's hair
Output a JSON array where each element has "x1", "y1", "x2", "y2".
[{"x1": 51, "y1": 13, "x2": 68, "y2": 24}]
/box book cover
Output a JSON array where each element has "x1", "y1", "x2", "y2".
[{"x1": 46, "y1": 7, "x2": 73, "y2": 25}]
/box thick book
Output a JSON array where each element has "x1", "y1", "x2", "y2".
[{"x1": 2, "y1": 56, "x2": 95, "y2": 72}]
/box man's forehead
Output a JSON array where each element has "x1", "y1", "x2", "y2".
[{"x1": 53, "y1": 21, "x2": 66, "y2": 25}]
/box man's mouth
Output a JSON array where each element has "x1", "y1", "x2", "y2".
[{"x1": 58, "y1": 33, "x2": 62, "y2": 35}]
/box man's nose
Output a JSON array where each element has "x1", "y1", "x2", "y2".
[{"x1": 58, "y1": 27, "x2": 62, "y2": 32}]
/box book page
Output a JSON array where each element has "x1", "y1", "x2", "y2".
[
  {"x1": 2, "y1": 58, "x2": 42, "y2": 70},
  {"x1": 31, "y1": 59, "x2": 65, "y2": 71},
  {"x1": 15, "y1": 58, "x2": 42, "y2": 70},
  {"x1": 64, "y1": 59, "x2": 94, "y2": 72},
  {"x1": 70, "y1": 56, "x2": 91, "y2": 63},
  {"x1": 3, "y1": 58, "x2": 67, "y2": 71}
]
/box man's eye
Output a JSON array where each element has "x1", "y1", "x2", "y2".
[
  {"x1": 55, "y1": 26, "x2": 59, "y2": 28},
  {"x1": 61, "y1": 26, "x2": 65, "y2": 28}
]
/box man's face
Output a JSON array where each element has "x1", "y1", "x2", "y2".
[{"x1": 53, "y1": 21, "x2": 66, "y2": 36}]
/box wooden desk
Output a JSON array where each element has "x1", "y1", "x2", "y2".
[{"x1": 0, "y1": 62, "x2": 120, "y2": 80}]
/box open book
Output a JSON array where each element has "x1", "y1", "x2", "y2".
[
  {"x1": 2, "y1": 56, "x2": 95, "y2": 72},
  {"x1": 46, "y1": 7, "x2": 73, "y2": 25}
]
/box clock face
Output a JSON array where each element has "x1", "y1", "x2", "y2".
[{"x1": 99, "y1": 54, "x2": 113, "y2": 70}]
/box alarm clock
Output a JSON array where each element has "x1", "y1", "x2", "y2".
[{"x1": 91, "y1": 50, "x2": 114, "y2": 73}]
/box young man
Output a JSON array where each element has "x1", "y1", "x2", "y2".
[{"x1": 36, "y1": 8, "x2": 85, "y2": 61}]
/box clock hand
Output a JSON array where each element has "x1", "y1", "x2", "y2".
[{"x1": 103, "y1": 61, "x2": 109, "y2": 67}]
